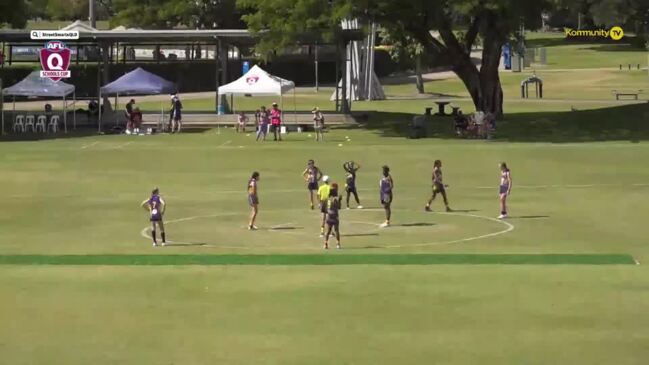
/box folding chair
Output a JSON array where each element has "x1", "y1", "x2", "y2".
[
  {"x1": 35, "y1": 115, "x2": 47, "y2": 133},
  {"x1": 48, "y1": 115, "x2": 60, "y2": 133},
  {"x1": 13, "y1": 115, "x2": 25, "y2": 133},
  {"x1": 24, "y1": 115, "x2": 36, "y2": 133}
]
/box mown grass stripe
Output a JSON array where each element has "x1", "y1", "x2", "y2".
[{"x1": 0, "y1": 254, "x2": 636, "y2": 266}]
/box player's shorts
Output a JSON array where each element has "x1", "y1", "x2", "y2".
[
  {"x1": 320, "y1": 202, "x2": 328, "y2": 214},
  {"x1": 499, "y1": 185, "x2": 509, "y2": 195},
  {"x1": 380, "y1": 192, "x2": 393, "y2": 205},
  {"x1": 248, "y1": 194, "x2": 259, "y2": 206},
  {"x1": 308, "y1": 182, "x2": 319, "y2": 191},
  {"x1": 326, "y1": 218, "x2": 339, "y2": 227},
  {"x1": 433, "y1": 182, "x2": 445, "y2": 193},
  {"x1": 345, "y1": 185, "x2": 357, "y2": 193},
  {"x1": 150, "y1": 209, "x2": 162, "y2": 222}
]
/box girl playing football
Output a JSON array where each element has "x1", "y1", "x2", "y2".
[
  {"x1": 425, "y1": 159, "x2": 452, "y2": 212},
  {"x1": 498, "y1": 162, "x2": 512, "y2": 218},
  {"x1": 343, "y1": 161, "x2": 362, "y2": 209},
  {"x1": 141, "y1": 188, "x2": 166, "y2": 247}
]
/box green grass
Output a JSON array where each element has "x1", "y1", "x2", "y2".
[
  {"x1": 1, "y1": 115, "x2": 649, "y2": 364},
  {"x1": 0, "y1": 253, "x2": 636, "y2": 265},
  {"x1": 2, "y1": 37, "x2": 649, "y2": 363}
]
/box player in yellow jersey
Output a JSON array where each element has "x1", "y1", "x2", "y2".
[{"x1": 317, "y1": 175, "x2": 331, "y2": 237}]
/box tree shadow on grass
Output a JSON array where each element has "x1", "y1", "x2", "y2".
[{"x1": 349, "y1": 103, "x2": 649, "y2": 143}]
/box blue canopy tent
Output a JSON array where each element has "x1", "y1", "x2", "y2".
[
  {"x1": 98, "y1": 67, "x2": 177, "y2": 132},
  {"x1": 1, "y1": 71, "x2": 76, "y2": 134}
]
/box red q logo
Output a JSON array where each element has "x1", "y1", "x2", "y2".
[
  {"x1": 39, "y1": 40, "x2": 71, "y2": 82},
  {"x1": 246, "y1": 75, "x2": 259, "y2": 85}
]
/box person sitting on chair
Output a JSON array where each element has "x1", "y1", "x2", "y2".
[{"x1": 454, "y1": 111, "x2": 468, "y2": 137}]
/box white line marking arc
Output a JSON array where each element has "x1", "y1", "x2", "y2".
[{"x1": 139, "y1": 210, "x2": 515, "y2": 250}]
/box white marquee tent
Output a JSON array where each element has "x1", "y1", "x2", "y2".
[{"x1": 217, "y1": 65, "x2": 295, "y2": 116}]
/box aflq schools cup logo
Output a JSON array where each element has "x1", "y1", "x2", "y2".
[
  {"x1": 39, "y1": 40, "x2": 71, "y2": 82},
  {"x1": 246, "y1": 75, "x2": 259, "y2": 85}
]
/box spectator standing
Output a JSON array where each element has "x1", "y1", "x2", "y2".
[
  {"x1": 312, "y1": 107, "x2": 325, "y2": 141},
  {"x1": 256, "y1": 106, "x2": 269, "y2": 141},
  {"x1": 125, "y1": 99, "x2": 135, "y2": 131},
  {"x1": 132, "y1": 107, "x2": 143, "y2": 134},
  {"x1": 170, "y1": 94, "x2": 183, "y2": 133},
  {"x1": 270, "y1": 102, "x2": 282, "y2": 141},
  {"x1": 236, "y1": 112, "x2": 249, "y2": 133}
]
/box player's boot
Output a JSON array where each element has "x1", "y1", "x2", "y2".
[{"x1": 425, "y1": 205, "x2": 432, "y2": 212}]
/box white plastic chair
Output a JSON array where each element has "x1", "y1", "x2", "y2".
[
  {"x1": 24, "y1": 115, "x2": 35, "y2": 133},
  {"x1": 48, "y1": 115, "x2": 60, "y2": 133},
  {"x1": 35, "y1": 115, "x2": 47, "y2": 133},
  {"x1": 13, "y1": 115, "x2": 25, "y2": 133}
]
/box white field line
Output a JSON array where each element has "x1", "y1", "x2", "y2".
[
  {"x1": 80, "y1": 141, "x2": 99, "y2": 149},
  {"x1": 139, "y1": 210, "x2": 515, "y2": 250},
  {"x1": 217, "y1": 140, "x2": 232, "y2": 147},
  {"x1": 383, "y1": 212, "x2": 514, "y2": 248},
  {"x1": 112, "y1": 141, "x2": 133, "y2": 149}
]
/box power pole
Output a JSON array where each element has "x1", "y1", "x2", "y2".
[{"x1": 89, "y1": 0, "x2": 96, "y2": 28}]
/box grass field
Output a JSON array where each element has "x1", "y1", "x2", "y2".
[
  {"x1": 1, "y1": 29, "x2": 649, "y2": 364},
  {"x1": 1, "y1": 126, "x2": 649, "y2": 364}
]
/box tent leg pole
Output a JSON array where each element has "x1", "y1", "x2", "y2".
[
  {"x1": 73, "y1": 92, "x2": 76, "y2": 130},
  {"x1": 98, "y1": 90, "x2": 102, "y2": 133},
  {"x1": 64, "y1": 95, "x2": 68, "y2": 133}
]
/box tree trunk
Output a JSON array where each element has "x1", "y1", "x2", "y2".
[
  {"x1": 415, "y1": 54, "x2": 424, "y2": 94},
  {"x1": 479, "y1": 33, "x2": 505, "y2": 117},
  {"x1": 449, "y1": 37, "x2": 504, "y2": 117}
]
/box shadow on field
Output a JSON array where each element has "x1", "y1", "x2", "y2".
[
  {"x1": 345, "y1": 233, "x2": 380, "y2": 238},
  {"x1": 398, "y1": 222, "x2": 435, "y2": 227},
  {"x1": 508, "y1": 215, "x2": 550, "y2": 219},
  {"x1": 166, "y1": 242, "x2": 207, "y2": 247},
  {"x1": 351, "y1": 103, "x2": 649, "y2": 143},
  {"x1": 0, "y1": 126, "x2": 101, "y2": 142},
  {"x1": 269, "y1": 226, "x2": 304, "y2": 231}
]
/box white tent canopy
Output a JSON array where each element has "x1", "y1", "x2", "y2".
[{"x1": 218, "y1": 65, "x2": 294, "y2": 96}]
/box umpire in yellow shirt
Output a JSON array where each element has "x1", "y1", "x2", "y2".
[{"x1": 317, "y1": 175, "x2": 332, "y2": 237}]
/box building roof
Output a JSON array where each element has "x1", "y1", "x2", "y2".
[
  {"x1": 60, "y1": 20, "x2": 98, "y2": 32},
  {"x1": 0, "y1": 29, "x2": 255, "y2": 44}
]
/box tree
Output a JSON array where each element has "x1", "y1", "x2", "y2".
[
  {"x1": 0, "y1": 0, "x2": 29, "y2": 28},
  {"x1": 589, "y1": 0, "x2": 649, "y2": 48},
  {"x1": 238, "y1": 0, "x2": 551, "y2": 116},
  {"x1": 379, "y1": 27, "x2": 427, "y2": 94},
  {"x1": 111, "y1": 0, "x2": 246, "y2": 29},
  {"x1": 46, "y1": 0, "x2": 89, "y2": 21}
]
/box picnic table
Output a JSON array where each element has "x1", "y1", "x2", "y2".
[
  {"x1": 612, "y1": 89, "x2": 643, "y2": 100},
  {"x1": 434, "y1": 101, "x2": 450, "y2": 116}
]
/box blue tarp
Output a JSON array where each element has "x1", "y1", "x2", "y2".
[
  {"x1": 100, "y1": 67, "x2": 176, "y2": 95},
  {"x1": 3, "y1": 71, "x2": 75, "y2": 97}
]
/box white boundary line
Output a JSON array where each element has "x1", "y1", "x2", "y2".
[
  {"x1": 113, "y1": 141, "x2": 133, "y2": 149},
  {"x1": 139, "y1": 210, "x2": 515, "y2": 250},
  {"x1": 382, "y1": 212, "x2": 514, "y2": 248},
  {"x1": 80, "y1": 141, "x2": 99, "y2": 149},
  {"x1": 217, "y1": 140, "x2": 232, "y2": 147}
]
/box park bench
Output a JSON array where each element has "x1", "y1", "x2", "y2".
[{"x1": 611, "y1": 89, "x2": 643, "y2": 100}]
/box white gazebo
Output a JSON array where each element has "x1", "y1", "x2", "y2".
[{"x1": 217, "y1": 65, "x2": 295, "y2": 116}]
